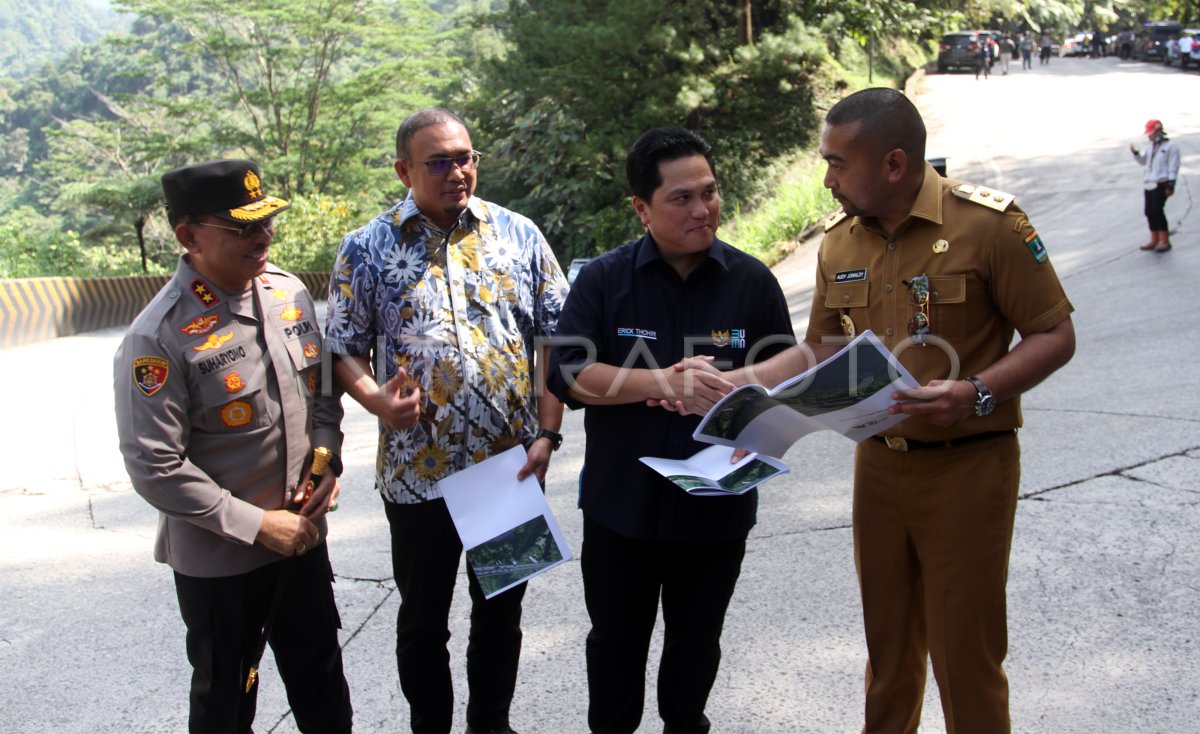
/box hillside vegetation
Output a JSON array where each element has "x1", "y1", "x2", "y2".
[{"x1": 0, "y1": 0, "x2": 1168, "y2": 277}]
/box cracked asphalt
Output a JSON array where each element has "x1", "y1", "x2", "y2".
[{"x1": 2, "y1": 57, "x2": 1198, "y2": 732}]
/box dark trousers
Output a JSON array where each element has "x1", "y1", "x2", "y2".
[
  {"x1": 385, "y1": 498, "x2": 526, "y2": 733},
  {"x1": 1144, "y1": 183, "x2": 1170, "y2": 231},
  {"x1": 173, "y1": 541, "x2": 352, "y2": 734},
  {"x1": 581, "y1": 513, "x2": 747, "y2": 734}
]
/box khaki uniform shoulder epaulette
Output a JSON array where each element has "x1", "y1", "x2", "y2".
[
  {"x1": 951, "y1": 183, "x2": 1015, "y2": 212},
  {"x1": 824, "y1": 208, "x2": 848, "y2": 232}
]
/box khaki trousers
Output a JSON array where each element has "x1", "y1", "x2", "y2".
[{"x1": 854, "y1": 434, "x2": 1020, "y2": 734}]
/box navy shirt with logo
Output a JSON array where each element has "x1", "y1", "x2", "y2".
[{"x1": 548, "y1": 234, "x2": 795, "y2": 542}]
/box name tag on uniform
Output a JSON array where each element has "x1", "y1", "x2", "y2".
[{"x1": 834, "y1": 269, "x2": 867, "y2": 283}]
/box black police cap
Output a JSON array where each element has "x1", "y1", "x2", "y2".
[{"x1": 161, "y1": 159, "x2": 289, "y2": 223}]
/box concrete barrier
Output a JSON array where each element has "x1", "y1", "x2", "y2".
[{"x1": 0, "y1": 271, "x2": 331, "y2": 349}]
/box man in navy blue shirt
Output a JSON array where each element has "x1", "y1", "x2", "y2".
[{"x1": 548, "y1": 127, "x2": 794, "y2": 733}]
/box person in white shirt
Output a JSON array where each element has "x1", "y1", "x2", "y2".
[{"x1": 1130, "y1": 119, "x2": 1182, "y2": 252}]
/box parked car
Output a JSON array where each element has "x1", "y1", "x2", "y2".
[
  {"x1": 937, "y1": 30, "x2": 984, "y2": 73},
  {"x1": 1164, "y1": 28, "x2": 1199, "y2": 68},
  {"x1": 1135, "y1": 21, "x2": 1182, "y2": 61},
  {"x1": 1062, "y1": 33, "x2": 1091, "y2": 57}
]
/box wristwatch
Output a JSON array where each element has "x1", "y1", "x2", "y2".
[
  {"x1": 534, "y1": 428, "x2": 563, "y2": 451},
  {"x1": 966, "y1": 376, "x2": 996, "y2": 417}
]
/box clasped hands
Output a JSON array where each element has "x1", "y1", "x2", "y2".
[
  {"x1": 256, "y1": 471, "x2": 340, "y2": 558},
  {"x1": 645, "y1": 356, "x2": 736, "y2": 415}
]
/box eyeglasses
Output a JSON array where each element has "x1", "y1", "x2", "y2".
[
  {"x1": 904, "y1": 274, "x2": 931, "y2": 344},
  {"x1": 197, "y1": 217, "x2": 276, "y2": 239},
  {"x1": 419, "y1": 151, "x2": 482, "y2": 177}
]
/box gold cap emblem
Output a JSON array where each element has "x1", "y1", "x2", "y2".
[{"x1": 243, "y1": 169, "x2": 263, "y2": 200}]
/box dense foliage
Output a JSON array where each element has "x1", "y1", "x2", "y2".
[
  {"x1": 0, "y1": 0, "x2": 129, "y2": 80},
  {"x1": 0, "y1": 0, "x2": 1194, "y2": 276}
]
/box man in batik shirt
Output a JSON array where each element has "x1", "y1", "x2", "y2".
[{"x1": 326, "y1": 108, "x2": 568, "y2": 734}]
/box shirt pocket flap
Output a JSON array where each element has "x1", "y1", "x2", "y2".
[
  {"x1": 825, "y1": 281, "x2": 870, "y2": 309},
  {"x1": 929, "y1": 275, "x2": 966, "y2": 305},
  {"x1": 194, "y1": 363, "x2": 269, "y2": 408}
]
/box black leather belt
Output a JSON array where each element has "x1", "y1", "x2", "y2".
[{"x1": 872, "y1": 429, "x2": 1015, "y2": 452}]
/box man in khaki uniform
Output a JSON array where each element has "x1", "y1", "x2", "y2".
[
  {"x1": 114, "y1": 159, "x2": 352, "y2": 733},
  {"x1": 676, "y1": 88, "x2": 1075, "y2": 733}
]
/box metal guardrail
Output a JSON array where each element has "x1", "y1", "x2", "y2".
[{"x1": 0, "y1": 272, "x2": 331, "y2": 349}]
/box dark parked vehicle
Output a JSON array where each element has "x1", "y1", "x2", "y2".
[
  {"x1": 937, "y1": 31, "x2": 984, "y2": 73},
  {"x1": 1135, "y1": 21, "x2": 1182, "y2": 61}
]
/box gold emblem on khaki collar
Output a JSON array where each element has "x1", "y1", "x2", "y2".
[
  {"x1": 840, "y1": 314, "x2": 856, "y2": 338},
  {"x1": 932, "y1": 239, "x2": 949, "y2": 254}
]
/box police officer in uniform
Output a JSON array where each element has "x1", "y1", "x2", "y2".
[
  {"x1": 114, "y1": 159, "x2": 352, "y2": 733},
  {"x1": 680, "y1": 88, "x2": 1075, "y2": 733}
]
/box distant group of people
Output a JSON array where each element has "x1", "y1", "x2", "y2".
[
  {"x1": 977, "y1": 32, "x2": 1055, "y2": 77},
  {"x1": 114, "y1": 87, "x2": 1083, "y2": 734}
]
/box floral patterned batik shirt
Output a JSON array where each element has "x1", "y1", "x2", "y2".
[{"x1": 325, "y1": 195, "x2": 569, "y2": 503}]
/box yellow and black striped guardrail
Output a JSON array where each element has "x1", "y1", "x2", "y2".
[{"x1": 0, "y1": 272, "x2": 331, "y2": 349}]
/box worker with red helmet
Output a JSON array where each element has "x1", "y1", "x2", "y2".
[{"x1": 1130, "y1": 119, "x2": 1181, "y2": 252}]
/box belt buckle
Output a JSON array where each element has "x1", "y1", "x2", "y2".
[{"x1": 883, "y1": 436, "x2": 909, "y2": 452}]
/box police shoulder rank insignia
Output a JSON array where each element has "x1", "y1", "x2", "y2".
[
  {"x1": 824, "y1": 208, "x2": 848, "y2": 232},
  {"x1": 273, "y1": 289, "x2": 289, "y2": 302},
  {"x1": 952, "y1": 183, "x2": 1014, "y2": 212},
  {"x1": 190, "y1": 279, "x2": 220, "y2": 308},
  {"x1": 308, "y1": 371, "x2": 318, "y2": 393},
  {"x1": 279, "y1": 305, "x2": 303, "y2": 322},
  {"x1": 193, "y1": 330, "x2": 235, "y2": 352},
  {"x1": 179, "y1": 314, "x2": 220, "y2": 337},
  {"x1": 133, "y1": 356, "x2": 169, "y2": 397},
  {"x1": 1024, "y1": 230, "x2": 1049, "y2": 263},
  {"x1": 220, "y1": 400, "x2": 253, "y2": 428},
  {"x1": 225, "y1": 372, "x2": 245, "y2": 394}
]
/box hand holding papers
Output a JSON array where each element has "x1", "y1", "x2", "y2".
[
  {"x1": 642, "y1": 331, "x2": 919, "y2": 495},
  {"x1": 439, "y1": 446, "x2": 572, "y2": 599},
  {"x1": 693, "y1": 330, "x2": 919, "y2": 458}
]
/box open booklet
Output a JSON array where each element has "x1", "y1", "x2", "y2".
[
  {"x1": 438, "y1": 446, "x2": 573, "y2": 599},
  {"x1": 692, "y1": 330, "x2": 919, "y2": 459},
  {"x1": 640, "y1": 445, "x2": 790, "y2": 496}
]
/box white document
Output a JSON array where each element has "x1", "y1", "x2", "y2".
[
  {"x1": 639, "y1": 445, "x2": 790, "y2": 496},
  {"x1": 439, "y1": 446, "x2": 572, "y2": 599},
  {"x1": 693, "y1": 330, "x2": 920, "y2": 459}
]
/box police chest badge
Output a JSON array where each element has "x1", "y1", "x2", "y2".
[
  {"x1": 279, "y1": 306, "x2": 303, "y2": 322},
  {"x1": 133, "y1": 356, "x2": 169, "y2": 397},
  {"x1": 179, "y1": 314, "x2": 220, "y2": 336},
  {"x1": 221, "y1": 400, "x2": 253, "y2": 428},
  {"x1": 225, "y1": 372, "x2": 245, "y2": 394},
  {"x1": 193, "y1": 330, "x2": 235, "y2": 352}
]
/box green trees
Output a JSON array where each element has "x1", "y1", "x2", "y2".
[
  {"x1": 9, "y1": 0, "x2": 1095, "y2": 276},
  {"x1": 467, "y1": 1, "x2": 832, "y2": 260},
  {"x1": 1, "y1": 0, "x2": 458, "y2": 275}
]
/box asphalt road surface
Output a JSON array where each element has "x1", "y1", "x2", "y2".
[{"x1": 1, "y1": 55, "x2": 1198, "y2": 732}]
